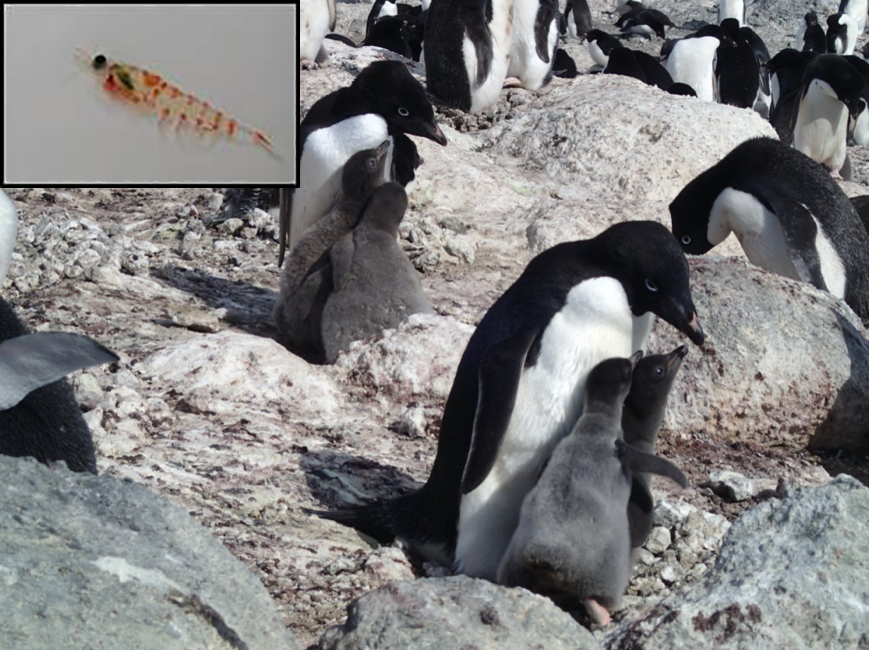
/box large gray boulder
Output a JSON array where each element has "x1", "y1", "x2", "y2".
[
  {"x1": 0, "y1": 455, "x2": 296, "y2": 649},
  {"x1": 647, "y1": 256, "x2": 869, "y2": 452},
  {"x1": 603, "y1": 475, "x2": 869, "y2": 649},
  {"x1": 318, "y1": 575, "x2": 601, "y2": 650}
]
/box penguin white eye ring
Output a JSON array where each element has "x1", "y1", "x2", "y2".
[
  {"x1": 398, "y1": 107, "x2": 410, "y2": 116},
  {"x1": 645, "y1": 278, "x2": 658, "y2": 292},
  {"x1": 681, "y1": 236, "x2": 691, "y2": 245}
]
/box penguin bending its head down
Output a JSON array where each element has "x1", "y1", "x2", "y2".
[
  {"x1": 279, "y1": 61, "x2": 447, "y2": 266},
  {"x1": 313, "y1": 221, "x2": 703, "y2": 578},
  {"x1": 664, "y1": 25, "x2": 734, "y2": 102},
  {"x1": 792, "y1": 53, "x2": 864, "y2": 178},
  {"x1": 670, "y1": 136, "x2": 869, "y2": 319},
  {"x1": 496, "y1": 354, "x2": 687, "y2": 626},
  {"x1": 586, "y1": 29, "x2": 625, "y2": 68}
]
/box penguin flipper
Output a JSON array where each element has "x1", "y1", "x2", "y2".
[
  {"x1": 391, "y1": 133, "x2": 421, "y2": 186},
  {"x1": 0, "y1": 332, "x2": 118, "y2": 410},
  {"x1": 628, "y1": 476, "x2": 654, "y2": 547},
  {"x1": 766, "y1": 195, "x2": 828, "y2": 291},
  {"x1": 616, "y1": 439, "x2": 688, "y2": 488},
  {"x1": 534, "y1": 0, "x2": 558, "y2": 63},
  {"x1": 461, "y1": 325, "x2": 542, "y2": 494}
]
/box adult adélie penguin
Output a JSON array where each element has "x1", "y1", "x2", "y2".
[
  {"x1": 279, "y1": 61, "x2": 447, "y2": 266},
  {"x1": 792, "y1": 53, "x2": 864, "y2": 179},
  {"x1": 670, "y1": 136, "x2": 869, "y2": 319},
  {"x1": 312, "y1": 221, "x2": 704, "y2": 579}
]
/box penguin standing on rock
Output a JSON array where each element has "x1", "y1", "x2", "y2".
[
  {"x1": 312, "y1": 221, "x2": 704, "y2": 578},
  {"x1": 664, "y1": 25, "x2": 734, "y2": 102},
  {"x1": 792, "y1": 53, "x2": 865, "y2": 178},
  {"x1": 278, "y1": 61, "x2": 447, "y2": 267},
  {"x1": 424, "y1": 0, "x2": 513, "y2": 112},
  {"x1": 716, "y1": 18, "x2": 759, "y2": 109},
  {"x1": 670, "y1": 137, "x2": 869, "y2": 319},
  {"x1": 507, "y1": 0, "x2": 560, "y2": 90}
]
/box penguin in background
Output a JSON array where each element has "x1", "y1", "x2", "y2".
[
  {"x1": 718, "y1": 0, "x2": 745, "y2": 26},
  {"x1": 564, "y1": 0, "x2": 592, "y2": 40},
  {"x1": 844, "y1": 55, "x2": 869, "y2": 147},
  {"x1": 312, "y1": 221, "x2": 704, "y2": 578},
  {"x1": 795, "y1": 12, "x2": 827, "y2": 53},
  {"x1": 839, "y1": 0, "x2": 868, "y2": 37},
  {"x1": 766, "y1": 48, "x2": 816, "y2": 129},
  {"x1": 586, "y1": 29, "x2": 625, "y2": 68},
  {"x1": 716, "y1": 19, "x2": 760, "y2": 110},
  {"x1": 827, "y1": 12, "x2": 859, "y2": 55},
  {"x1": 604, "y1": 48, "x2": 674, "y2": 91},
  {"x1": 739, "y1": 25, "x2": 771, "y2": 116},
  {"x1": 670, "y1": 136, "x2": 869, "y2": 319},
  {"x1": 301, "y1": 0, "x2": 337, "y2": 63},
  {"x1": 425, "y1": 0, "x2": 512, "y2": 113},
  {"x1": 792, "y1": 53, "x2": 865, "y2": 178},
  {"x1": 664, "y1": 25, "x2": 734, "y2": 103},
  {"x1": 508, "y1": 0, "x2": 560, "y2": 91},
  {"x1": 279, "y1": 61, "x2": 447, "y2": 267},
  {"x1": 616, "y1": 6, "x2": 674, "y2": 39},
  {"x1": 552, "y1": 48, "x2": 579, "y2": 78}
]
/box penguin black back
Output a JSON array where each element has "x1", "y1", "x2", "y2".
[{"x1": 0, "y1": 298, "x2": 98, "y2": 474}]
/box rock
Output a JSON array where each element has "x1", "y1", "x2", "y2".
[
  {"x1": 647, "y1": 256, "x2": 869, "y2": 452},
  {"x1": 708, "y1": 470, "x2": 780, "y2": 502},
  {"x1": 646, "y1": 526, "x2": 672, "y2": 555},
  {"x1": 0, "y1": 455, "x2": 296, "y2": 649},
  {"x1": 318, "y1": 575, "x2": 601, "y2": 650},
  {"x1": 604, "y1": 475, "x2": 869, "y2": 649},
  {"x1": 135, "y1": 331, "x2": 343, "y2": 418}
]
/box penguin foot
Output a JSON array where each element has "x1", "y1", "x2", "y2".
[
  {"x1": 502, "y1": 77, "x2": 524, "y2": 88},
  {"x1": 584, "y1": 598, "x2": 612, "y2": 625}
]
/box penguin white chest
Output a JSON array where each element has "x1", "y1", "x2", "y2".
[
  {"x1": 455, "y1": 277, "x2": 637, "y2": 581},
  {"x1": 708, "y1": 188, "x2": 800, "y2": 279},
  {"x1": 665, "y1": 37, "x2": 719, "y2": 102},
  {"x1": 588, "y1": 41, "x2": 610, "y2": 67},
  {"x1": 794, "y1": 80, "x2": 849, "y2": 173},
  {"x1": 294, "y1": 115, "x2": 390, "y2": 246}
]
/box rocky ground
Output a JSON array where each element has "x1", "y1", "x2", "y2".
[{"x1": 4, "y1": 0, "x2": 869, "y2": 647}]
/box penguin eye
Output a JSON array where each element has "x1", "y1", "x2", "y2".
[
  {"x1": 645, "y1": 278, "x2": 658, "y2": 292},
  {"x1": 681, "y1": 235, "x2": 691, "y2": 245},
  {"x1": 367, "y1": 157, "x2": 377, "y2": 170},
  {"x1": 397, "y1": 107, "x2": 410, "y2": 117},
  {"x1": 655, "y1": 366, "x2": 665, "y2": 378}
]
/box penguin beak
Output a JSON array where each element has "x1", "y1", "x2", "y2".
[
  {"x1": 375, "y1": 139, "x2": 391, "y2": 159},
  {"x1": 628, "y1": 350, "x2": 643, "y2": 369},
  {"x1": 666, "y1": 345, "x2": 688, "y2": 371},
  {"x1": 426, "y1": 121, "x2": 448, "y2": 146},
  {"x1": 659, "y1": 301, "x2": 705, "y2": 346}
]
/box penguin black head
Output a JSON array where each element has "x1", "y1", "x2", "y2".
[
  {"x1": 341, "y1": 139, "x2": 391, "y2": 200},
  {"x1": 802, "y1": 54, "x2": 866, "y2": 120},
  {"x1": 805, "y1": 11, "x2": 818, "y2": 27},
  {"x1": 593, "y1": 222, "x2": 704, "y2": 345},
  {"x1": 692, "y1": 24, "x2": 736, "y2": 48},
  {"x1": 624, "y1": 345, "x2": 687, "y2": 420},
  {"x1": 353, "y1": 61, "x2": 448, "y2": 146},
  {"x1": 720, "y1": 18, "x2": 740, "y2": 40}
]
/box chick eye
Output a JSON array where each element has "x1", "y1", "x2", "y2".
[
  {"x1": 681, "y1": 235, "x2": 691, "y2": 245},
  {"x1": 655, "y1": 366, "x2": 665, "y2": 378},
  {"x1": 398, "y1": 107, "x2": 409, "y2": 117},
  {"x1": 645, "y1": 278, "x2": 658, "y2": 292},
  {"x1": 367, "y1": 157, "x2": 377, "y2": 169}
]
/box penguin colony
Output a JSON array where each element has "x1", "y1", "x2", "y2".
[
  {"x1": 285, "y1": 0, "x2": 869, "y2": 628},
  {"x1": 7, "y1": 0, "x2": 869, "y2": 635}
]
